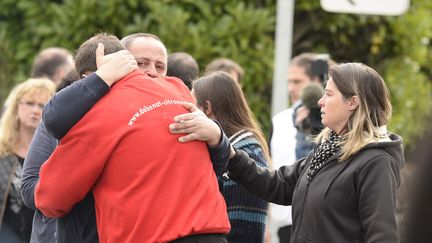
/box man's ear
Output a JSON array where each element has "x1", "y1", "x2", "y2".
[
  {"x1": 81, "y1": 71, "x2": 92, "y2": 79},
  {"x1": 348, "y1": 95, "x2": 359, "y2": 111}
]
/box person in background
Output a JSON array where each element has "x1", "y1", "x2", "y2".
[
  {"x1": 401, "y1": 128, "x2": 432, "y2": 243},
  {"x1": 205, "y1": 58, "x2": 244, "y2": 85},
  {"x1": 188, "y1": 71, "x2": 269, "y2": 242},
  {"x1": 268, "y1": 53, "x2": 316, "y2": 242},
  {"x1": 291, "y1": 54, "x2": 330, "y2": 160},
  {"x1": 170, "y1": 62, "x2": 403, "y2": 243},
  {"x1": 0, "y1": 78, "x2": 55, "y2": 242},
  {"x1": 1, "y1": 48, "x2": 73, "y2": 118},
  {"x1": 31, "y1": 47, "x2": 75, "y2": 87},
  {"x1": 167, "y1": 52, "x2": 199, "y2": 90},
  {"x1": 56, "y1": 69, "x2": 80, "y2": 92}
]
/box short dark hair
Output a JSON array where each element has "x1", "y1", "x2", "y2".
[
  {"x1": 31, "y1": 47, "x2": 72, "y2": 81},
  {"x1": 167, "y1": 52, "x2": 199, "y2": 90},
  {"x1": 291, "y1": 53, "x2": 335, "y2": 84},
  {"x1": 74, "y1": 33, "x2": 125, "y2": 76},
  {"x1": 291, "y1": 53, "x2": 319, "y2": 81},
  {"x1": 56, "y1": 69, "x2": 80, "y2": 92}
]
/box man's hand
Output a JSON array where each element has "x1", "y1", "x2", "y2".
[
  {"x1": 95, "y1": 43, "x2": 138, "y2": 87},
  {"x1": 169, "y1": 102, "x2": 222, "y2": 146}
]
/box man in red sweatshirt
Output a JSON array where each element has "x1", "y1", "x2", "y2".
[{"x1": 35, "y1": 33, "x2": 230, "y2": 243}]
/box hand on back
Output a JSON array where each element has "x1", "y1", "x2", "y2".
[{"x1": 169, "y1": 102, "x2": 222, "y2": 147}]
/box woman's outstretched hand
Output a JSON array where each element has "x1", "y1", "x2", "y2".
[{"x1": 169, "y1": 102, "x2": 222, "y2": 147}]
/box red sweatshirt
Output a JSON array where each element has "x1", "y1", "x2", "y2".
[{"x1": 35, "y1": 71, "x2": 230, "y2": 243}]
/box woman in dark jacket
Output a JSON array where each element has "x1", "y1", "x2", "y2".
[{"x1": 170, "y1": 62, "x2": 403, "y2": 243}]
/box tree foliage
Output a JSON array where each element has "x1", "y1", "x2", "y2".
[
  {"x1": 0, "y1": 0, "x2": 430, "y2": 149},
  {"x1": 0, "y1": 0, "x2": 275, "y2": 132},
  {"x1": 293, "y1": 0, "x2": 432, "y2": 149}
]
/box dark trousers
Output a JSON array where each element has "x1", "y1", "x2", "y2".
[
  {"x1": 56, "y1": 192, "x2": 98, "y2": 243},
  {"x1": 278, "y1": 225, "x2": 292, "y2": 243},
  {"x1": 171, "y1": 233, "x2": 227, "y2": 243},
  {"x1": 0, "y1": 223, "x2": 26, "y2": 243}
]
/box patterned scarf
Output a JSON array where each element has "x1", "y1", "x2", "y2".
[{"x1": 307, "y1": 131, "x2": 341, "y2": 183}]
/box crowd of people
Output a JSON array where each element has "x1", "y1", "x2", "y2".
[{"x1": 0, "y1": 31, "x2": 427, "y2": 243}]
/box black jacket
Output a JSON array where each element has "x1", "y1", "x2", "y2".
[{"x1": 228, "y1": 133, "x2": 404, "y2": 243}]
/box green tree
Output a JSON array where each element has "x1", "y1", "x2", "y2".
[
  {"x1": 293, "y1": 0, "x2": 432, "y2": 149},
  {"x1": 0, "y1": 0, "x2": 275, "y2": 132},
  {"x1": 0, "y1": 0, "x2": 430, "y2": 149}
]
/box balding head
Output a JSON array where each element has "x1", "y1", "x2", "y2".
[{"x1": 31, "y1": 47, "x2": 75, "y2": 86}]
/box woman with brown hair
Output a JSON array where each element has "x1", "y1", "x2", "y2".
[
  {"x1": 170, "y1": 63, "x2": 403, "y2": 243},
  {"x1": 191, "y1": 71, "x2": 270, "y2": 243},
  {"x1": 0, "y1": 78, "x2": 55, "y2": 242}
]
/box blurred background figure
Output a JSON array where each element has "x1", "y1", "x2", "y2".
[
  {"x1": 167, "y1": 52, "x2": 199, "y2": 90},
  {"x1": 31, "y1": 47, "x2": 75, "y2": 87},
  {"x1": 0, "y1": 78, "x2": 55, "y2": 243},
  {"x1": 192, "y1": 71, "x2": 270, "y2": 243},
  {"x1": 398, "y1": 128, "x2": 432, "y2": 243},
  {"x1": 290, "y1": 53, "x2": 330, "y2": 160},
  {"x1": 205, "y1": 58, "x2": 244, "y2": 85},
  {"x1": 56, "y1": 69, "x2": 80, "y2": 92},
  {"x1": 295, "y1": 82, "x2": 325, "y2": 135},
  {"x1": 268, "y1": 52, "x2": 332, "y2": 243},
  {"x1": 293, "y1": 82, "x2": 325, "y2": 156}
]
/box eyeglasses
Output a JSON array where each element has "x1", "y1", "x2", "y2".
[{"x1": 19, "y1": 101, "x2": 45, "y2": 110}]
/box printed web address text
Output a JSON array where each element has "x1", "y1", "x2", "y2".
[{"x1": 128, "y1": 99, "x2": 185, "y2": 126}]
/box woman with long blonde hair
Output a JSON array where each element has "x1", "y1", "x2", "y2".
[{"x1": 0, "y1": 78, "x2": 55, "y2": 242}]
